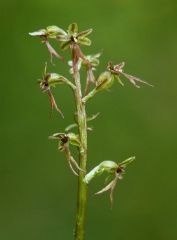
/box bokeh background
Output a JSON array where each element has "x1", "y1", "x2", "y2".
[{"x1": 0, "y1": 0, "x2": 177, "y2": 239}]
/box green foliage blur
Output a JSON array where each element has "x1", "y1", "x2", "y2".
[{"x1": 0, "y1": 0, "x2": 177, "y2": 239}]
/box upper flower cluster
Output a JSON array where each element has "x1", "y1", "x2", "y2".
[{"x1": 29, "y1": 23, "x2": 93, "y2": 63}]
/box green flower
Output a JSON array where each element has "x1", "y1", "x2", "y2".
[
  {"x1": 83, "y1": 157, "x2": 135, "y2": 207},
  {"x1": 29, "y1": 26, "x2": 65, "y2": 63},
  {"x1": 58, "y1": 23, "x2": 93, "y2": 50},
  {"x1": 107, "y1": 62, "x2": 153, "y2": 88},
  {"x1": 38, "y1": 65, "x2": 66, "y2": 118},
  {"x1": 49, "y1": 132, "x2": 83, "y2": 176}
]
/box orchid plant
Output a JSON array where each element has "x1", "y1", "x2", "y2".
[{"x1": 29, "y1": 23, "x2": 152, "y2": 240}]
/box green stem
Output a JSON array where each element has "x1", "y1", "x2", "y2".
[{"x1": 73, "y1": 61, "x2": 88, "y2": 240}]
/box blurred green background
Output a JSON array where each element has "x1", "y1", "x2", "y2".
[{"x1": 0, "y1": 0, "x2": 177, "y2": 239}]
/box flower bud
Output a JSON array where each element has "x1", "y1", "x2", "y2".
[{"x1": 96, "y1": 71, "x2": 114, "y2": 91}]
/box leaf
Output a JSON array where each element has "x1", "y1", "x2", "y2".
[
  {"x1": 78, "y1": 37, "x2": 91, "y2": 46},
  {"x1": 68, "y1": 23, "x2": 78, "y2": 35}
]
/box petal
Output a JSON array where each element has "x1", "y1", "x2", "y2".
[
  {"x1": 46, "y1": 25, "x2": 67, "y2": 37},
  {"x1": 121, "y1": 72, "x2": 153, "y2": 88},
  {"x1": 29, "y1": 29, "x2": 46, "y2": 36},
  {"x1": 44, "y1": 41, "x2": 64, "y2": 63},
  {"x1": 60, "y1": 40, "x2": 71, "y2": 50},
  {"x1": 47, "y1": 90, "x2": 64, "y2": 118},
  {"x1": 68, "y1": 23, "x2": 78, "y2": 35},
  {"x1": 57, "y1": 34, "x2": 70, "y2": 42},
  {"x1": 95, "y1": 180, "x2": 114, "y2": 195},
  {"x1": 77, "y1": 28, "x2": 93, "y2": 38},
  {"x1": 78, "y1": 37, "x2": 91, "y2": 46},
  {"x1": 118, "y1": 156, "x2": 135, "y2": 168}
]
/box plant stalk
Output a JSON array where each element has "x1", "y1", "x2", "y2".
[{"x1": 73, "y1": 59, "x2": 88, "y2": 240}]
